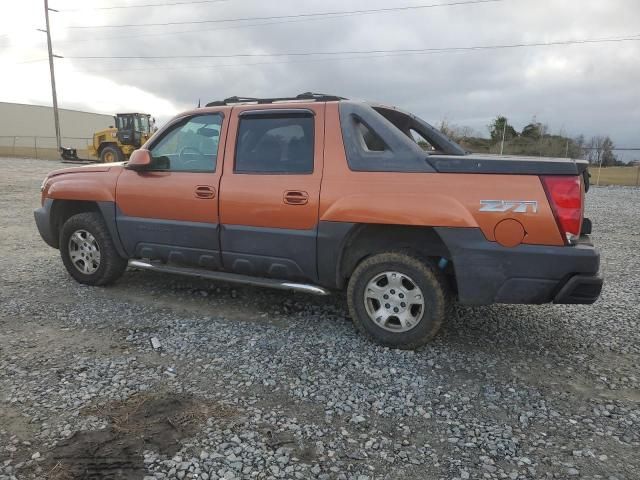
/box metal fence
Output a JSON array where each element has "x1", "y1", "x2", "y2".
[{"x1": 0, "y1": 135, "x2": 92, "y2": 160}]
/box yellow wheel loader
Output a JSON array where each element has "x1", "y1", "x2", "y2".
[{"x1": 61, "y1": 113, "x2": 154, "y2": 163}]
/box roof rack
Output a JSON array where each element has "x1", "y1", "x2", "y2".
[{"x1": 205, "y1": 92, "x2": 346, "y2": 107}]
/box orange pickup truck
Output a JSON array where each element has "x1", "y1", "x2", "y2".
[{"x1": 35, "y1": 93, "x2": 602, "y2": 349}]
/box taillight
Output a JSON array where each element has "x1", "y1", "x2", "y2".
[{"x1": 541, "y1": 175, "x2": 583, "y2": 244}]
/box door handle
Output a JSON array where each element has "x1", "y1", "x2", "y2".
[
  {"x1": 195, "y1": 185, "x2": 216, "y2": 199},
  {"x1": 283, "y1": 190, "x2": 309, "y2": 205}
]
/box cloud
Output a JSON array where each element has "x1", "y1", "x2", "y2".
[{"x1": 3, "y1": 0, "x2": 640, "y2": 147}]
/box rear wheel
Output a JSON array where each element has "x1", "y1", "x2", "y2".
[
  {"x1": 60, "y1": 213, "x2": 127, "y2": 286},
  {"x1": 347, "y1": 252, "x2": 450, "y2": 349},
  {"x1": 100, "y1": 145, "x2": 124, "y2": 163}
]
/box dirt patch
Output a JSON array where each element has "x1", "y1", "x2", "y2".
[
  {"x1": 0, "y1": 405, "x2": 36, "y2": 442},
  {"x1": 0, "y1": 405, "x2": 36, "y2": 466},
  {"x1": 47, "y1": 430, "x2": 144, "y2": 480},
  {"x1": 47, "y1": 393, "x2": 235, "y2": 480}
]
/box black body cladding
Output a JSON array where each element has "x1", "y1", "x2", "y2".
[
  {"x1": 338, "y1": 101, "x2": 587, "y2": 176},
  {"x1": 430, "y1": 154, "x2": 589, "y2": 176}
]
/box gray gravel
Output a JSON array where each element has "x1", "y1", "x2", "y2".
[{"x1": 1, "y1": 157, "x2": 639, "y2": 480}]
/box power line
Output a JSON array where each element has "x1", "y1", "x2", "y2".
[
  {"x1": 64, "y1": 35, "x2": 640, "y2": 61},
  {"x1": 73, "y1": 51, "x2": 458, "y2": 73},
  {"x1": 53, "y1": 12, "x2": 391, "y2": 45},
  {"x1": 584, "y1": 147, "x2": 640, "y2": 151},
  {"x1": 60, "y1": 0, "x2": 234, "y2": 11},
  {"x1": 34, "y1": 32, "x2": 621, "y2": 72},
  {"x1": 68, "y1": 0, "x2": 504, "y2": 29}
]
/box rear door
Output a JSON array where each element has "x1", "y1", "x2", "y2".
[
  {"x1": 219, "y1": 105, "x2": 325, "y2": 281},
  {"x1": 115, "y1": 112, "x2": 227, "y2": 268}
]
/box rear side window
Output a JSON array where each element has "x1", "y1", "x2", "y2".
[
  {"x1": 338, "y1": 102, "x2": 438, "y2": 173},
  {"x1": 409, "y1": 129, "x2": 436, "y2": 152},
  {"x1": 355, "y1": 118, "x2": 388, "y2": 152},
  {"x1": 235, "y1": 113, "x2": 314, "y2": 174}
]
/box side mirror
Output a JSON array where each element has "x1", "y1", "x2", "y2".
[{"x1": 126, "y1": 149, "x2": 152, "y2": 171}]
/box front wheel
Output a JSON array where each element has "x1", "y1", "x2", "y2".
[
  {"x1": 347, "y1": 252, "x2": 450, "y2": 349},
  {"x1": 100, "y1": 145, "x2": 124, "y2": 163},
  {"x1": 59, "y1": 213, "x2": 127, "y2": 286}
]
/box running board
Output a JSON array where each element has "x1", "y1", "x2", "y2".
[{"x1": 128, "y1": 259, "x2": 331, "y2": 296}]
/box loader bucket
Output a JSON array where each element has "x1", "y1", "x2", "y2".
[{"x1": 60, "y1": 147, "x2": 79, "y2": 161}]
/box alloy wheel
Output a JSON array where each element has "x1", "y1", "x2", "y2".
[
  {"x1": 68, "y1": 229, "x2": 101, "y2": 275},
  {"x1": 364, "y1": 271, "x2": 425, "y2": 332}
]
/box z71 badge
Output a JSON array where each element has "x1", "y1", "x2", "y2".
[{"x1": 479, "y1": 200, "x2": 538, "y2": 214}]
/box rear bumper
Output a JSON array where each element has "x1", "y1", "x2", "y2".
[
  {"x1": 34, "y1": 198, "x2": 57, "y2": 248},
  {"x1": 435, "y1": 228, "x2": 603, "y2": 305},
  {"x1": 553, "y1": 273, "x2": 603, "y2": 304}
]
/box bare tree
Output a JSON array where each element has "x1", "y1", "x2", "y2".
[
  {"x1": 584, "y1": 136, "x2": 604, "y2": 164},
  {"x1": 439, "y1": 119, "x2": 476, "y2": 141}
]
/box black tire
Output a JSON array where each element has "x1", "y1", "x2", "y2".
[
  {"x1": 59, "y1": 212, "x2": 127, "y2": 286},
  {"x1": 99, "y1": 145, "x2": 124, "y2": 163},
  {"x1": 347, "y1": 252, "x2": 450, "y2": 349}
]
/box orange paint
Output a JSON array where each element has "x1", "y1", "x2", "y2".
[
  {"x1": 44, "y1": 166, "x2": 121, "y2": 203},
  {"x1": 494, "y1": 219, "x2": 526, "y2": 247},
  {"x1": 320, "y1": 103, "x2": 564, "y2": 246},
  {"x1": 115, "y1": 108, "x2": 230, "y2": 224},
  {"x1": 219, "y1": 103, "x2": 325, "y2": 230},
  {"x1": 42, "y1": 101, "x2": 565, "y2": 246}
]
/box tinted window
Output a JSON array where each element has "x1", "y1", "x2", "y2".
[
  {"x1": 150, "y1": 114, "x2": 222, "y2": 172},
  {"x1": 355, "y1": 118, "x2": 388, "y2": 152},
  {"x1": 235, "y1": 114, "x2": 314, "y2": 174}
]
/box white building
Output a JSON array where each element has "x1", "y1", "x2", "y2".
[{"x1": 0, "y1": 102, "x2": 114, "y2": 159}]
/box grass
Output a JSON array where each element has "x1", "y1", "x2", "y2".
[{"x1": 592, "y1": 166, "x2": 640, "y2": 187}]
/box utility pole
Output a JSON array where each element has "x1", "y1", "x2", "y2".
[
  {"x1": 42, "y1": 0, "x2": 61, "y2": 152},
  {"x1": 499, "y1": 119, "x2": 507, "y2": 156},
  {"x1": 596, "y1": 147, "x2": 603, "y2": 186}
]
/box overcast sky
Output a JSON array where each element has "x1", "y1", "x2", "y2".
[{"x1": 1, "y1": 0, "x2": 639, "y2": 148}]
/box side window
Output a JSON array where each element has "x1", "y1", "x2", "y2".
[
  {"x1": 150, "y1": 114, "x2": 222, "y2": 172},
  {"x1": 354, "y1": 118, "x2": 388, "y2": 152},
  {"x1": 235, "y1": 113, "x2": 314, "y2": 174},
  {"x1": 409, "y1": 128, "x2": 436, "y2": 152}
]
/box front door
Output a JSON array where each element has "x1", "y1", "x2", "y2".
[
  {"x1": 116, "y1": 112, "x2": 227, "y2": 268},
  {"x1": 219, "y1": 105, "x2": 325, "y2": 281}
]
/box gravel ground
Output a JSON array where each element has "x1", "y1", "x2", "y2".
[{"x1": 0, "y1": 157, "x2": 638, "y2": 480}]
